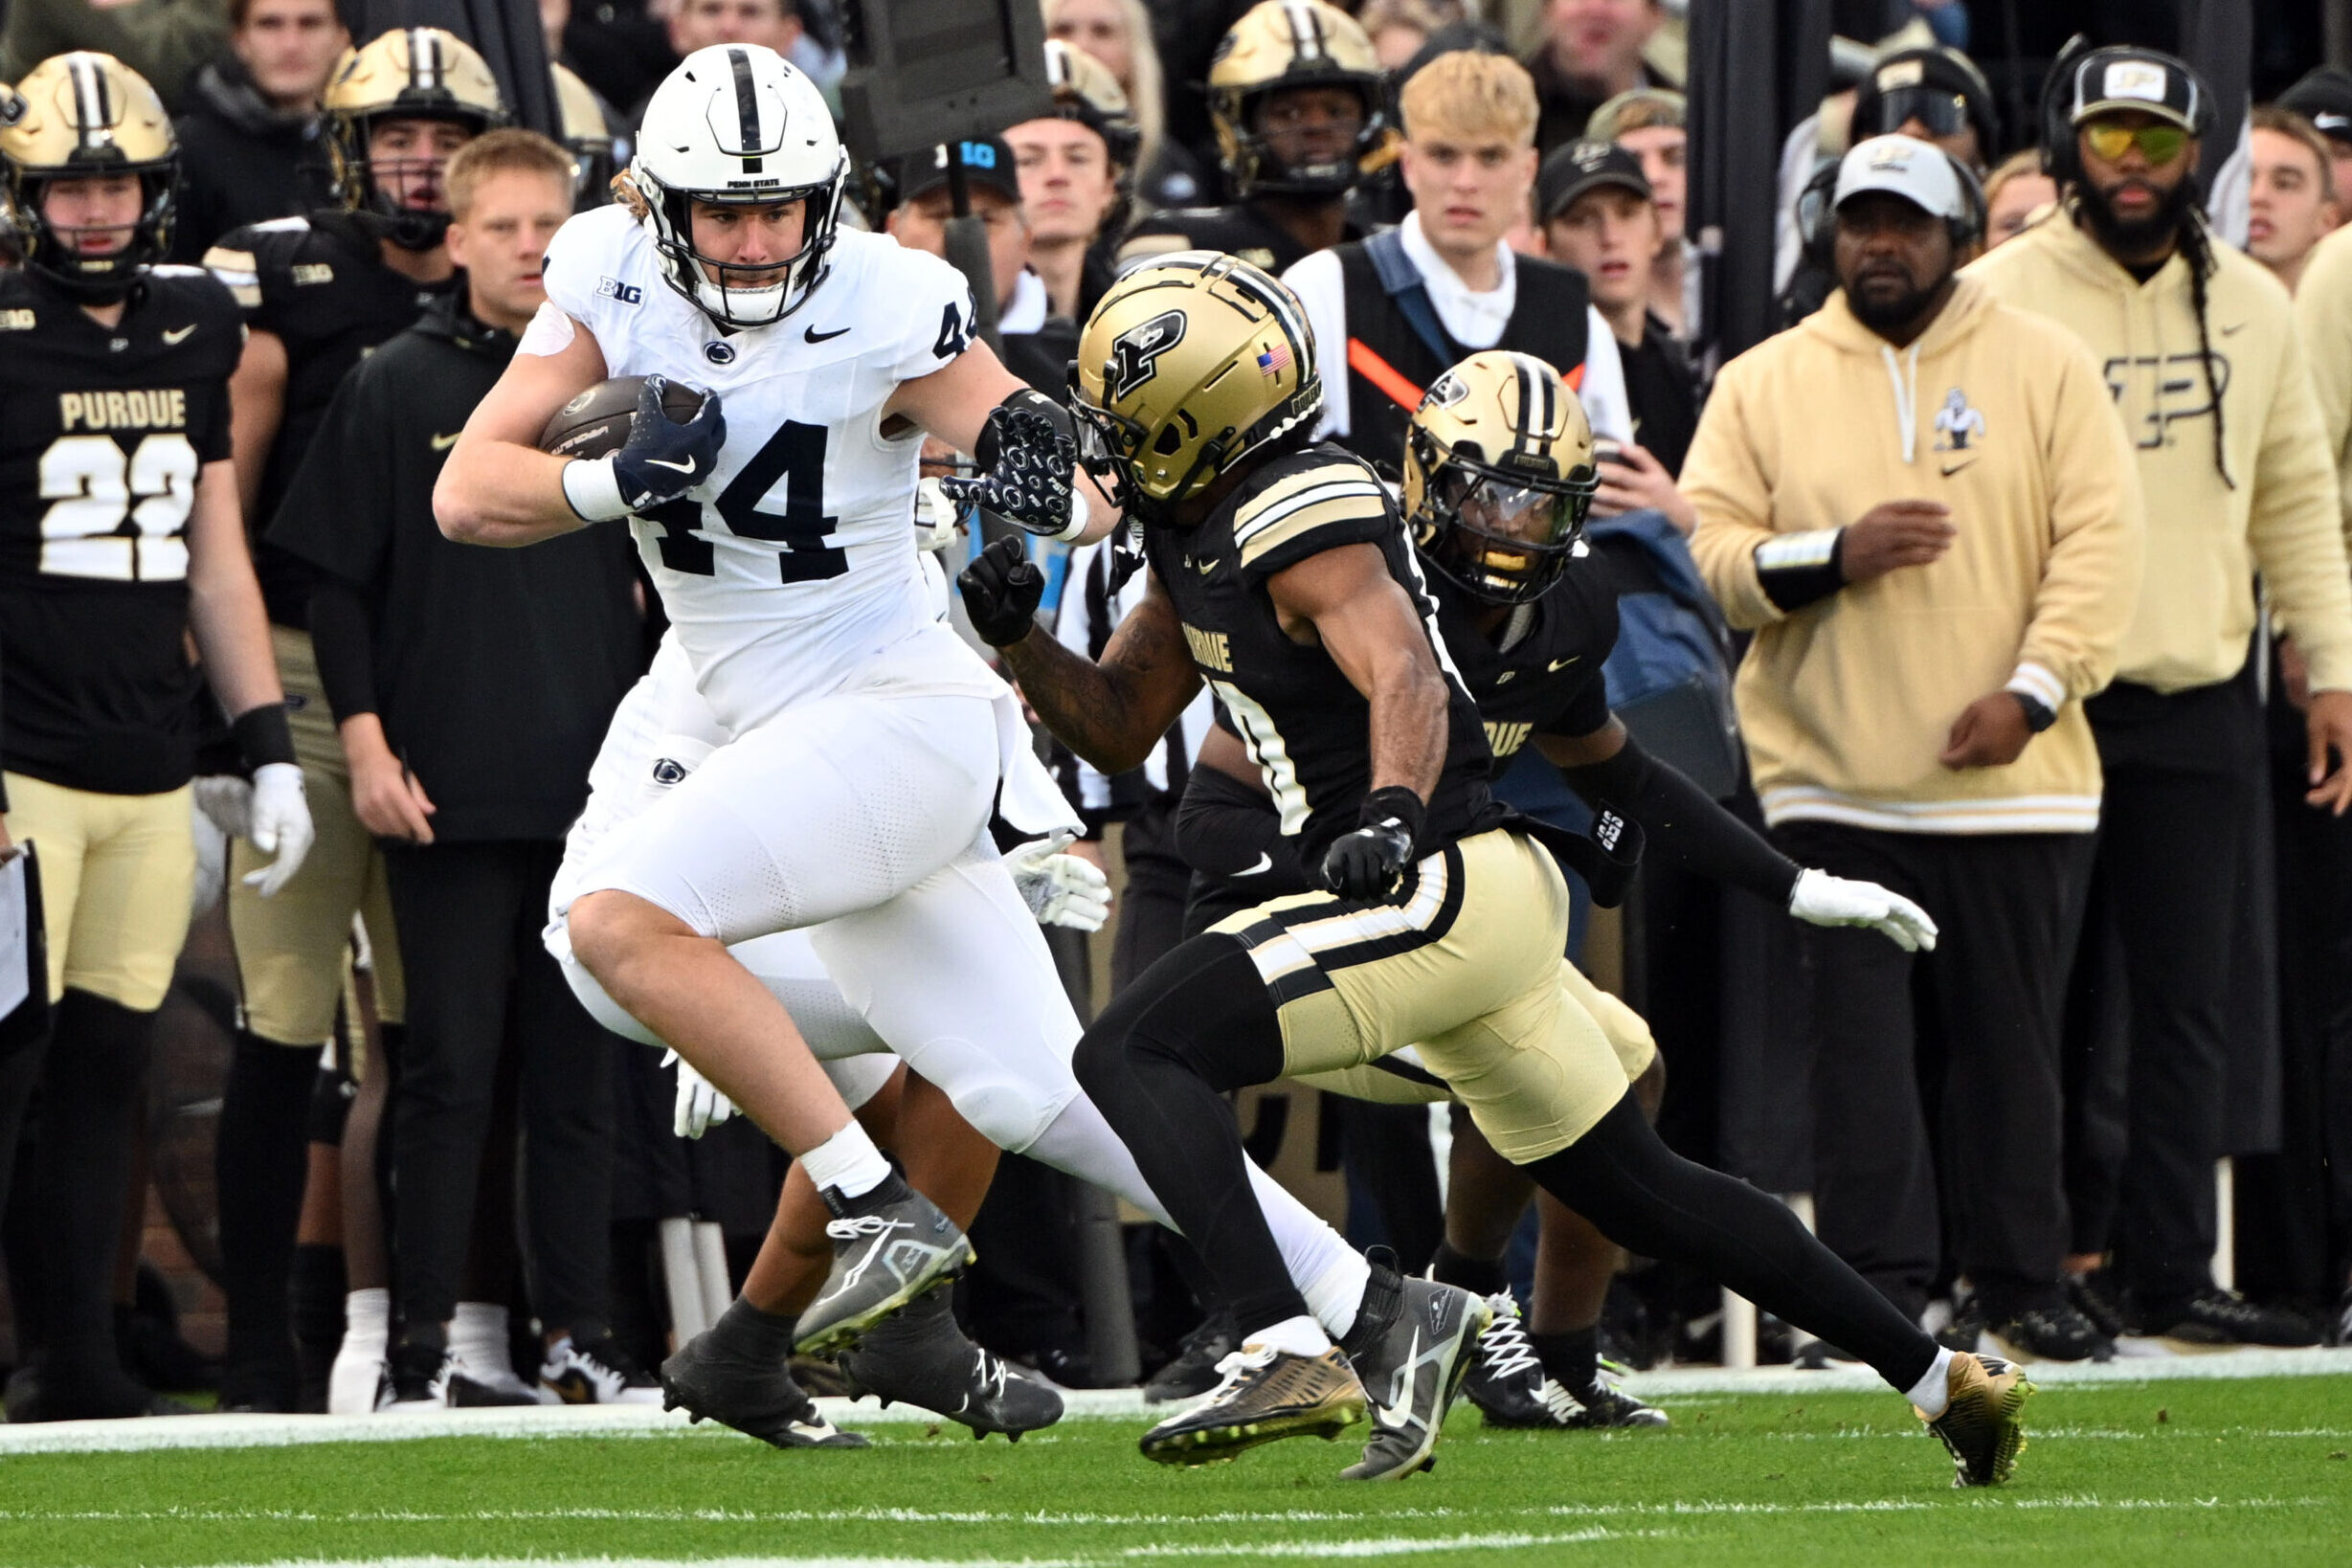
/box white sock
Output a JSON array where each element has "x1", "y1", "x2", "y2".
[
  {"x1": 1904, "y1": 1346, "x2": 1957, "y2": 1416},
  {"x1": 341, "y1": 1287, "x2": 390, "y2": 1349},
  {"x1": 1243, "y1": 1313, "x2": 1331, "y2": 1357},
  {"x1": 1245, "y1": 1160, "x2": 1368, "y2": 1337},
  {"x1": 800, "y1": 1121, "x2": 891, "y2": 1198},
  {"x1": 1301, "y1": 1249, "x2": 1373, "y2": 1341},
  {"x1": 451, "y1": 1301, "x2": 509, "y2": 1371}
]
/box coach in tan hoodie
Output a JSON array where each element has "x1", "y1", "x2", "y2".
[
  {"x1": 1687, "y1": 135, "x2": 2141, "y2": 1355},
  {"x1": 1967, "y1": 48, "x2": 2352, "y2": 1349}
]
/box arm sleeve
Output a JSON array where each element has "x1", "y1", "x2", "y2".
[
  {"x1": 1557, "y1": 729, "x2": 1800, "y2": 904},
  {"x1": 1578, "y1": 312, "x2": 1634, "y2": 445},
  {"x1": 2010, "y1": 335, "x2": 2143, "y2": 707},
  {"x1": 1281, "y1": 250, "x2": 1351, "y2": 442},
  {"x1": 1680, "y1": 365, "x2": 1803, "y2": 630},
  {"x1": 2248, "y1": 324, "x2": 2352, "y2": 693},
  {"x1": 305, "y1": 579, "x2": 378, "y2": 723}
]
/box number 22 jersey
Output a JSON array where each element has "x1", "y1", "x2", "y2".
[
  {"x1": 540, "y1": 207, "x2": 1003, "y2": 733},
  {"x1": 0, "y1": 265, "x2": 242, "y2": 795}
]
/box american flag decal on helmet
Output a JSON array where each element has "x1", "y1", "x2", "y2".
[{"x1": 1258, "y1": 343, "x2": 1292, "y2": 376}]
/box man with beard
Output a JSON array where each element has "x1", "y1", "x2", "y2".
[
  {"x1": 1686, "y1": 135, "x2": 2143, "y2": 1360},
  {"x1": 1970, "y1": 48, "x2": 2352, "y2": 1348}
]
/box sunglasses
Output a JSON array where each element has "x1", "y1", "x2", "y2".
[
  {"x1": 1870, "y1": 88, "x2": 1970, "y2": 140},
  {"x1": 2080, "y1": 121, "x2": 2190, "y2": 166}
]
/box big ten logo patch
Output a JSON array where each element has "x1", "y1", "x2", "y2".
[{"x1": 2104, "y1": 351, "x2": 2231, "y2": 449}]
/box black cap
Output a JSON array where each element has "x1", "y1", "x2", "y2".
[
  {"x1": 2058, "y1": 45, "x2": 2210, "y2": 137},
  {"x1": 2282, "y1": 65, "x2": 2352, "y2": 146},
  {"x1": 892, "y1": 136, "x2": 1024, "y2": 208},
  {"x1": 1852, "y1": 46, "x2": 1999, "y2": 158},
  {"x1": 1536, "y1": 139, "x2": 1651, "y2": 221}
]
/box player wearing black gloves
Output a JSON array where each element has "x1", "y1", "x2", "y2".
[
  {"x1": 558, "y1": 374, "x2": 728, "y2": 520},
  {"x1": 959, "y1": 258, "x2": 2030, "y2": 1490}
]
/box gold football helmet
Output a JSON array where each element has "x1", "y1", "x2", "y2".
[
  {"x1": 1208, "y1": 0, "x2": 1388, "y2": 198},
  {"x1": 551, "y1": 63, "x2": 616, "y2": 208},
  {"x1": 1044, "y1": 39, "x2": 1140, "y2": 169},
  {"x1": 324, "y1": 28, "x2": 507, "y2": 249},
  {"x1": 1403, "y1": 351, "x2": 1598, "y2": 605},
  {"x1": 0, "y1": 53, "x2": 176, "y2": 295},
  {"x1": 1071, "y1": 251, "x2": 1320, "y2": 513}
]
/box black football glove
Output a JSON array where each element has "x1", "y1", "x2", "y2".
[
  {"x1": 1320, "y1": 786, "x2": 1427, "y2": 901},
  {"x1": 956, "y1": 534, "x2": 1045, "y2": 647},
  {"x1": 605, "y1": 375, "x2": 726, "y2": 514},
  {"x1": 940, "y1": 400, "x2": 1083, "y2": 540}
]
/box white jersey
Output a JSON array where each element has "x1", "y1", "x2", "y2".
[{"x1": 541, "y1": 208, "x2": 1003, "y2": 730}]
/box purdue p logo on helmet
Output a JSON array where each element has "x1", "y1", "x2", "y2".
[
  {"x1": 1071, "y1": 251, "x2": 1320, "y2": 512},
  {"x1": 1404, "y1": 351, "x2": 1598, "y2": 605},
  {"x1": 0, "y1": 53, "x2": 178, "y2": 295}
]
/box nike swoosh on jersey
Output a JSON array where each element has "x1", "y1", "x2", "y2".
[
  {"x1": 1940, "y1": 459, "x2": 1977, "y2": 477},
  {"x1": 805, "y1": 324, "x2": 852, "y2": 343},
  {"x1": 1236, "y1": 852, "x2": 1273, "y2": 876},
  {"x1": 1547, "y1": 656, "x2": 1579, "y2": 671},
  {"x1": 644, "y1": 457, "x2": 699, "y2": 474},
  {"x1": 162, "y1": 325, "x2": 197, "y2": 346},
  {"x1": 430, "y1": 432, "x2": 460, "y2": 451}
]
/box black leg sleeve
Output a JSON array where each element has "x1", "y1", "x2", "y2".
[
  {"x1": 1526, "y1": 1092, "x2": 1938, "y2": 1396},
  {"x1": 216, "y1": 1030, "x2": 322, "y2": 1395},
  {"x1": 1071, "y1": 933, "x2": 1298, "y2": 1333}
]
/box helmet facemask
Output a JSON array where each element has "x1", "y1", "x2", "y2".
[
  {"x1": 1410, "y1": 430, "x2": 1595, "y2": 605},
  {"x1": 339, "y1": 110, "x2": 487, "y2": 251},
  {"x1": 10, "y1": 161, "x2": 175, "y2": 296},
  {"x1": 1218, "y1": 78, "x2": 1383, "y2": 198},
  {"x1": 635, "y1": 162, "x2": 844, "y2": 330}
]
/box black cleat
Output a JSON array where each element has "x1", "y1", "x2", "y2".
[
  {"x1": 838, "y1": 1288, "x2": 1063, "y2": 1439},
  {"x1": 1989, "y1": 1304, "x2": 2113, "y2": 1363},
  {"x1": 1558, "y1": 1362, "x2": 1669, "y2": 1428},
  {"x1": 1459, "y1": 1293, "x2": 1562, "y2": 1429},
  {"x1": 2124, "y1": 1286, "x2": 2319, "y2": 1347},
  {"x1": 661, "y1": 1327, "x2": 868, "y2": 1449},
  {"x1": 1145, "y1": 1308, "x2": 1236, "y2": 1404},
  {"x1": 795, "y1": 1173, "x2": 974, "y2": 1356},
  {"x1": 2069, "y1": 1269, "x2": 2126, "y2": 1340}
]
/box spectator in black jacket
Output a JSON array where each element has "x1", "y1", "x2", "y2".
[{"x1": 170, "y1": 0, "x2": 346, "y2": 262}]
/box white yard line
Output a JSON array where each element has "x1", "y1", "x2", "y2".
[{"x1": 0, "y1": 1348, "x2": 2341, "y2": 1456}]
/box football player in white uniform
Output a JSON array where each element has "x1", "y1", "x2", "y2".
[{"x1": 437, "y1": 44, "x2": 1395, "y2": 1446}]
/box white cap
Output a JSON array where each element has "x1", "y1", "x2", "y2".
[{"x1": 1832, "y1": 134, "x2": 1966, "y2": 223}]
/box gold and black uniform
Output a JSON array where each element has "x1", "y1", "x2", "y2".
[{"x1": 0, "y1": 264, "x2": 242, "y2": 798}]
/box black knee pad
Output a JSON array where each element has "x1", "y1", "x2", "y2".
[{"x1": 1081, "y1": 934, "x2": 1283, "y2": 1094}]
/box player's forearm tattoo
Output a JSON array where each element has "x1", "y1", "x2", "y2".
[{"x1": 1001, "y1": 611, "x2": 1190, "y2": 775}]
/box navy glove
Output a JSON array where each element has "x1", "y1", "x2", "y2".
[
  {"x1": 1321, "y1": 786, "x2": 1426, "y2": 901},
  {"x1": 940, "y1": 400, "x2": 1085, "y2": 541},
  {"x1": 563, "y1": 375, "x2": 727, "y2": 521},
  {"x1": 955, "y1": 534, "x2": 1044, "y2": 647}
]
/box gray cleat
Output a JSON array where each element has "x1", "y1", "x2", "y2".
[
  {"x1": 1339, "y1": 1249, "x2": 1491, "y2": 1480},
  {"x1": 838, "y1": 1288, "x2": 1063, "y2": 1439},
  {"x1": 794, "y1": 1173, "x2": 975, "y2": 1357}
]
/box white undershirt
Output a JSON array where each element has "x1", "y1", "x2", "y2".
[
  {"x1": 1282, "y1": 212, "x2": 1632, "y2": 447},
  {"x1": 997, "y1": 268, "x2": 1050, "y2": 336}
]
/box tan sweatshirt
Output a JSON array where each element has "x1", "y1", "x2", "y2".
[
  {"x1": 1686, "y1": 279, "x2": 2141, "y2": 834},
  {"x1": 1968, "y1": 209, "x2": 2352, "y2": 693},
  {"x1": 2291, "y1": 222, "x2": 2352, "y2": 554}
]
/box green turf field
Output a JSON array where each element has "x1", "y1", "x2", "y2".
[{"x1": 1, "y1": 1375, "x2": 2346, "y2": 1567}]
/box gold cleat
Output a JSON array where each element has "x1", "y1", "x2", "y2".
[
  {"x1": 1139, "y1": 1343, "x2": 1365, "y2": 1466},
  {"x1": 1917, "y1": 1351, "x2": 2034, "y2": 1487}
]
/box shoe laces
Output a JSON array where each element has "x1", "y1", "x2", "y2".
[
  {"x1": 825, "y1": 1214, "x2": 908, "y2": 1243},
  {"x1": 577, "y1": 1336, "x2": 649, "y2": 1383},
  {"x1": 1474, "y1": 1295, "x2": 1544, "y2": 1383},
  {"x1": 1203, "y1": 1342, "x2": 1280, "y2": 1401}
]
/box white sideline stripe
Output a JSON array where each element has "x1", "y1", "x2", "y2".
[
  {"x1": 156, "y1": 1535, "x2": 1638, "y2": 1568},
  {"x1": 5, "y1": 1495, "x2": 2326, "y2": 1529},
  {"x1": 1, "y1": 1347, "x2": 2341, "y2": 1456}
]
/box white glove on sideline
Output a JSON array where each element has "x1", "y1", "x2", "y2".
[
  {"x1": 663, "y1": 1049, "x2": 737, "y2": 1139},
  {"x1": 1008, "y1": 833, "x2": 1113, "y2": 932},
  {"x1": 241, "y1": 763, "x2": 315, "y2": 897},
  {"x1": 1788, "y1": 868, "x2": 1938, "y2": 952},
  {"x1": 193, "y1": 773, "x2": 255, "y2": 840}
]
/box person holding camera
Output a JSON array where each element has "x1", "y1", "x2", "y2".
[{"x1": 1686, "y1": 135, "x2": 2143, "y2": 1361}]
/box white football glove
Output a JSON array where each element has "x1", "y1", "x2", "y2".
[
  {"x1": 1008, "y1": 832, "x2": 1112, "y2": 932},
  {"x1": 663, "y1": 1048, "x2": 736, "y2": 1139},
  {"x1": 1788, "y1": 868, "x2": 1938, "y2": 952},
  {"x1": 240, "y1": 763, "x2": 315, "y2": 898}
]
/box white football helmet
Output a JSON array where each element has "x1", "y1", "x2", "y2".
[{"x1": 628, "y1": 43, "x2": 845, "y2": 328}]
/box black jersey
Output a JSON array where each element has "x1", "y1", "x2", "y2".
[
  {"x1": 1428, "y1": 556, "x2": 1619, "y2": 764},
  {"x1": 0, "y1": 266, "x2": 244, "y2": 795},
  {"x1": 1117, "y1": 202, "x2": 1359, "y2": 279},
  {"x1": 1146, "y1": 443, "x2": 1505, "y2": 864},
  {"x1": 205, "y1": 212, "x2": 456, "y2": 626}
]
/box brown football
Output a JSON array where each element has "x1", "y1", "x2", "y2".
[{"x1": 537, "y1": 376, "x2": 706, "y2": 460}]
